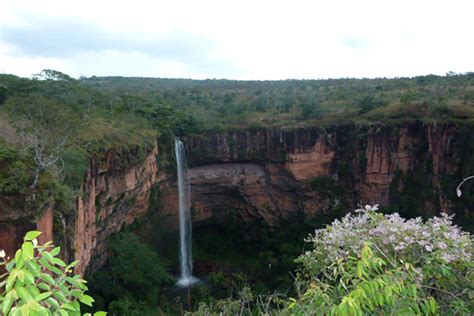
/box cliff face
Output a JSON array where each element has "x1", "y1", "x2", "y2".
[
  {"x1": 73, "y1": 142, "x2": 160, "y2": 275},
  {"x1": 155, "y1": 122, "x2": 470, "y2": 230},
  {"x1": 0, "y1": 206, "x2": 53, "y2": 263},
  {"x1": 0, "y1": 142, "x2": 161, "y2": 275},
  {"x1": 1, "y1": 122, "x2": 471, "y2": 276}
]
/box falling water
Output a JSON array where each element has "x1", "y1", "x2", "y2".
[{"x1": 175, "y1": 138, "x2": 198, "y2": 287}]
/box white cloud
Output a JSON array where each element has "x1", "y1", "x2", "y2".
[{"x1": 0, "y1": 0, "x2": 473, "y2": 79}]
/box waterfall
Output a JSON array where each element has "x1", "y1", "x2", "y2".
[{"x1": 175, "y1": 138, "x2": 198, "y2": 287}]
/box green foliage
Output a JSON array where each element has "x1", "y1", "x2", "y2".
[
  {"x1": 61, "y1": 148, "x2": 88, "y2": 189},
  {"x1": 87, "y1": 232, "x2": 174, "y2": 313},
  {"x1": 0, "y1": 85, "x2": 7, "y2": 105},
  {"x1": 189, "y1": 287, "x2": 287, "y2": 316},
  {"x1": 291, "y1": 243, "x2": 438, "y2": 315},
  {"x1": 0, "y1": 144, "x2": 33, "y2": 194},
  {"x1": 191, "y1": 215, "x2": 315, "y2": 295},
  {"x1": 80, "y1": 72, "x2": 474, "y2": 131},
  {"x1": 309, "y1": 176, "x2": 346, "y2": 198},
  {"x1": 388, "y1": 168, "x2": 437, "y2": 219},
  {"x1": 0, "y1": 231, "x2": 105, "y2": 316}
]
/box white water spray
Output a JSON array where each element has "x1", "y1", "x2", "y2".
[{"x1": 175, "y1": 138, "x2": 198, "y2": 287}]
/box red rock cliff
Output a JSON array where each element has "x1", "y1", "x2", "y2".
[
  {"x1": 154, "y1": 122, "x2": 470, "y2": 230},
  {"x1": 73, "y1": 142, "x2": 160, "y2": 275}
]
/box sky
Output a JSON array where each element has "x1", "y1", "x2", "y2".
[{"x1": 0, "y1": 0, "x2": 473, "y2": 80}]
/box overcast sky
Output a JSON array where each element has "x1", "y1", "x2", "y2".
[{"x1": 1, "y1": 0, "x2": 473, "y2": 80}]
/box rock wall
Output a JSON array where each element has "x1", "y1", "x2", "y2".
[
  {"x1": 0, "y1": 206, "x2": 53, "y2": 262},
  {"x1": 154, "y1": 122, "x2": 471, "y2": 230},
  {"x1": 0, "y1": 141, "x2": 161, "y2": 275},
  {"x1": 73, "y1": 142, "x2": 160, "y2": 275}
]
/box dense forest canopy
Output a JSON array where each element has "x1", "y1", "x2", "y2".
[{"x1": 2, "y1": 71, "x2": 474, "y2": 143}]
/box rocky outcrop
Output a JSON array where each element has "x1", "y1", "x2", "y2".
[
  {"x1": 73, "y1": 142, "x2": 160, "y2": 275},
  {"x1": 0, "y1": 141, "x2": 161, "y2": 275},
  {"x1": 153, "y1": 122, "x2": 471, "y2": 230}
]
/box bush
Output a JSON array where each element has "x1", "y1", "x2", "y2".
[
  {"x1": 295, "y1": 205, "x2": 473, "y2": 315},
  {"x1": 0, "y1": 231, "x2": 105, "y2": 315}
]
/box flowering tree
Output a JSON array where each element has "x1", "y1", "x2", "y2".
[{"x1": 294, "y1": 205, "x2": 473, "y2": 315}]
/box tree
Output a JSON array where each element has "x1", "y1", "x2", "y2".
[
  {"x1": 4, "y1": 96, "x2": 79, "y2": 188},
  {"x1": 32, "y1": 70, "x2": 74, "y2": 82},
  {"x1": 0, "y1": 84, "x2": 7, "y2": 105}
]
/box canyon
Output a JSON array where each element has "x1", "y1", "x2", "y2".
[{"x1": 0, "y1": 121, "x2": 471, "y2": 275}]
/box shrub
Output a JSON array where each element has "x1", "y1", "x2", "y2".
[
  {"x1": 0, "y1": 231, "x2": 105, "y2": 315},
  {"x1": 295, "y1": 205, "x2": 473, "y2": 315},
  {"x1": 87, "y1": 232, "x2": 174, "y2": 313}
]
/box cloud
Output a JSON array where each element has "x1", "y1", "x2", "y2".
[
  {"x1": 341, "y1": 37, "x2": 372, "y2": 49},
  {"x1": 0, "y1": 16, "x2": 215, "y2": 65},
  {"x1": 0, "y1": 0, "x2": 473, "y2": 79}
]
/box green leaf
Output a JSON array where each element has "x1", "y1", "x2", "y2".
[
  {"x1": 70, "y1": 290, "x2": 83, "y2": 298},
  {"x1": 35, "y1": 292, "x2": 52, "y2": 302},
  {"x1": 15, "y1": 249, "x2": 22, "y2": 261},
  {"x1": 61, "y1": 303, "x2": 78, "y2": 312},
  {"x1": 26, "y1": 284, "x2": 40, "y2": 299},
  {"x1": 53, "y1": 291, "x2": 68, "y2": 304},
  {"x1": 21, "y1": 242, "x2": 34, "y2": 261},
  {"x1": 24, "y1": 231, "x2": 42, "y2": 241},
  {"x1": 65, "y1": 260, "x2": 80, "y2": 270},
  {"x1": 94, "y1": 312, "x2": 107, "y2": 316},
  {"x1": 58, "y1": 309, "x2": 69, "y2": 316},
  {"x1": 41, "y1": 273, "x2": 56, "y2": 286},
  {"x1": 50, "y1": 247, "x2": 61, "y2": 257},
  {"x1": 420, "y1": 301, "x2": 429, "y2": 315},
  {"x1": 79, "y1": 294, "x2": 94, "y2": 307},
  {"x1": 42, "y1": 251, "x2": 54, "y2": 263},
  {"x1": 16, "y1": 286, "x2": 33, "y2": 302},
  {"x1": 23, "y1": 270, "x2": 35, "y2": 285},
  {"x1": 37, "y1": 282, "x2": 51, "y2": 291},
  {"x1": 46, "y1": 297, "x2": 60, "y2": 309},
  {"x1": 20, "y1": 305, "x2": 29, "y2": 316},
  {"x1": 2, "y1": 291, "x2": 14, "y2": 315},
  {"x1": 428, "y1": 297, "x2": 438, "y2": 314},
  {"x1": 25, "y1": 261, "x2": 41, "y2": 278},
  {"x1": 6, "y1": 271, "x2": 17, "y2": 292},
  {"x1": 39, "y1": 257, "x2": 63, "y2": 275},
  {"x1": 52, "y1": 258, "x2": 67, "y2": 267},
  {"x1": 17, "y1": 269, "x2": 25, "y2": 282},
  {"x1": 34, "y1": 306, "x2": 49, "y2": 316}
]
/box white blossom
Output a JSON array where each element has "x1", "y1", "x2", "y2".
[{"x1": 303, "y1": 204, "x2": 472, "y2": 264}]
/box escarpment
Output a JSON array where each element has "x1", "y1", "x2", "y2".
[
  {"x1": 73, "y1": 142, "x2": 160, "y2": 275},
  {"x1": 0, "y1": 141, "x2": 161, "y2": 275},
  {"x1": 1, "y1": 122, "x2": 472, "y2": 276},
  {"x1": 156, "y1": 122, "x2": 471, "y2": 231}
]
